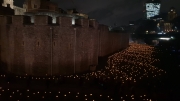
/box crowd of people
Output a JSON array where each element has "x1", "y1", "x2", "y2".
[{"x1": 0, "y1": 43, "x2": 177, "y2": 101}]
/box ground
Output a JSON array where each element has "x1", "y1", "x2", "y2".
[{"x1": 0, "y1": 43, "x2": 180, "y2": 101}]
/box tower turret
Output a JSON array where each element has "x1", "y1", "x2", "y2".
[{"x1": 1, "y1": 0, "x2": 14, "y2": 9}]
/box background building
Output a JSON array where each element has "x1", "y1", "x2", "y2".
[
  {"x1": 168, "y1": 7, "x2": 177, "y2": 21},
  {"x1": 145, "y1": 0, "x2": 161, "y2": 19}
]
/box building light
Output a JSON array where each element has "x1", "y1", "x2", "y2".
[
  {"x1": 171, "y1": 36, "x2": 174, "y2": 39},
  {"x1": 159, "y1": 37, "x2": 171, "y2": 41},
  {"x1": 72, "y1": 18, "x2": 75, "y2": 25}
]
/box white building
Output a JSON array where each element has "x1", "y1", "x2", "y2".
[{"x1": 145, "y1": 0, "x2": 161, "y2": 19}]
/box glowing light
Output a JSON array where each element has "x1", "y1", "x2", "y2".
[
  {"x1": 72, "y1": 18, "x2": 75, "y2": 25},
  {"x1": 159, "y1": 37, "x2": 171, "y2": 40}
]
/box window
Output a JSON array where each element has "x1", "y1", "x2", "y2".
[{"x1": 38, "y1": 42, "x2": 39, "y2": 46}]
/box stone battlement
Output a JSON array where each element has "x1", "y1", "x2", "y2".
[{"x1": 0, "y1": 15, "x2": 99, "y2": 28}]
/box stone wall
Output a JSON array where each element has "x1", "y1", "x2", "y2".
[
  {"x1": 0, "y1": 15, "x2": 129, "y2": 75},
  {"x1": 13, "y1": 6, "x2": 26, "y2": 15}
]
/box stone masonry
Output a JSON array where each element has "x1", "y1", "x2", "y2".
[{"x1": 0, "y1": 15, "x2": 129, "y2": 75}]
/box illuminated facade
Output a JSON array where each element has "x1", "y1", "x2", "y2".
[
  {"x1": 0, "y1": 0, "x2": 26, "y2": 15},
  {"x1": 145, "y1": 0, "x2": 161, "y2": 19},
  {"x1": 168, "y1": 7, "x2": 177, "y2": 21},
  {"x1": 67, "y1": 9, "x2": 88, "y2": 25}
]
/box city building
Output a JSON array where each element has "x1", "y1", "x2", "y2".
[
  {"x1": 146, "y1": 7, "x2": 178, "y2": 34},
  {"x1": 145, "y1": 0, "x2": 161, "y2": 19},
  {"x1": 168, "y1": 7, "x2": 177, "y2": 21},
  {"x1": 157, "y1": 7, "x2": 178, "y2": 33}
]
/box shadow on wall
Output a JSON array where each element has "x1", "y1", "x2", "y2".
[{"x1": 0, "y1": 60, "x2": 8, "y2": 73}]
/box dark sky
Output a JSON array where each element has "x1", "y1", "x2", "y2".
[{"x1": 14, "y1": 0, "x2": 180, "y2": 26}]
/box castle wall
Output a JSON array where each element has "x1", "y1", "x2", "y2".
[
  {"x1": 98, "y1": 25, "x2": 110, "y2": 57},
  {"x1": 53, "y1": 26, "x2": 75, "y2": 75},
  {"x1": 0, "y1": 15, "x2": 129, "y2": 75},
  {"x1": 98, "y1": 25, "x2": 129, "y2": 57}
]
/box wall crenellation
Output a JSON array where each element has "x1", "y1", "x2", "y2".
[
  {"x1": 0, "y1": 15, "x2": 100, "y2": 28},
  {"x1": 0, "y1": 15, "x2": 129, "y2": 75}
]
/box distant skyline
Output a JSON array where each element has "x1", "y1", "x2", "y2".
[{"x1": 14, "y1": 0, "x2": 180, "y2": 26}]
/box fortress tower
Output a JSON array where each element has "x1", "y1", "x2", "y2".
[
  {"x1": 23, "y1": 0, "x2": 60, "y2": 23},
  {"x1": 0, "y1": 0, "x2": 26, "y2": 15},
  {"x1": 24, "y1": 0, "x2": 59, "y2": 12},
  {"x1": 0, "y1": 0, "x2": 129, "y2": 76},
  {"x1": 0, "y1": 0, "x2": 14, "y2": 9}
]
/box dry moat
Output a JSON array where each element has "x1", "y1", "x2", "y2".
[{"x1": 0, "y1": 43, "x2": 179, "y2": 101}]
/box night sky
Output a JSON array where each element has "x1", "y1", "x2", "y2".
[{"x1": 14, "y1": 0, "x2": 180, "y2": 26}]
